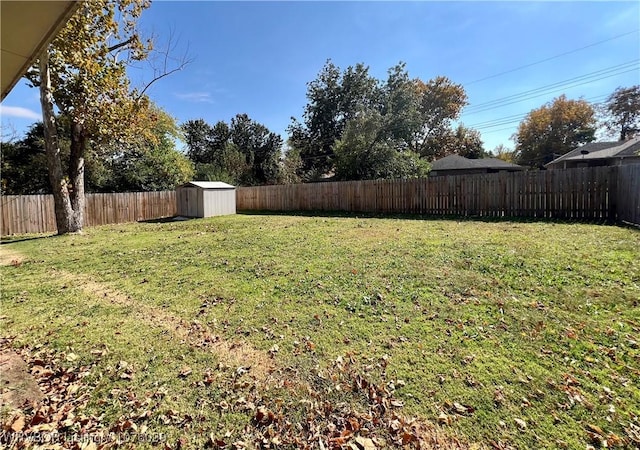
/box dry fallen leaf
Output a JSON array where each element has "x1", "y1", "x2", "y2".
[
  {"x1": 493, "y1": 386, "x2": 505, "y2": 405},
  {"x1": 10, "y1": 414, "x2": 26, "y2": 432},
  {"x1": 353, "y1": 436, "x2": 377, "y2": 450},
  {"x1": 586, "y1": 424, "x2": 604, "y2": 436},
  {"x1": 514, "y1": 418, "x2": 527, "y2": 430}
]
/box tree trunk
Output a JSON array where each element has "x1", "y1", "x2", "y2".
[
  {"x1": 38, "y1": 52, "x2": 83, "y2": 234},
  {"x1": 69, "y1": 121, "x2": 86, "y2": 229}
]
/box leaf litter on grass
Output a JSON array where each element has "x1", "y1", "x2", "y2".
[
  {"x1": 1, "y1": 215, "x2": 639, "y2": 449},
  {"x1": 2, "y1": 269, "x2": 474, "y2": 449}
]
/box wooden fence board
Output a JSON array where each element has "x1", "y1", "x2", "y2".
[
  {"x1": 3, "y1": 166, "x2": 639, "y2": 235},
  {"x1": 2, "y1": 191, "x2": 176, "y2": 235},
  {"x1": 617, "y1": 164, "x2": 640, "y2": 225},
  {"x1": 235, "y1": 166, "x2": 639, "y2": 226}
]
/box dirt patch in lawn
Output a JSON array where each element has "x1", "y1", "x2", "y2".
[
  {"x1": 0, "y1": 247, "x2": 25, "y2": 267},
  {"x1": 54, "y1": 270, "x2": 275, "y2": 381},
  {"x1": 0, "y1": 349, "x2": 43, "y2": 410}
]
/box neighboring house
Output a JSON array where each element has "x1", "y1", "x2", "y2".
[
  {"x1": 430, "y1": 154, "x2": 524, "y2": 176},
  {"x1": 545, "y1": 137, "x2": 640, "y2": 170}
]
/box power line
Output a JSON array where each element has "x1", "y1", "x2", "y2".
[
  {"x1": 467, "y1": 94, "x2": 609, "y2": 130},
  {"x1": 464, "y1": 29, "x2": 639, "y2": 85},
  {"x1": 468, "y1": 112, "x2": 529, "y2": 128},
  {"x1": 464, "y1": 60, "x2": 638, "y2": 112},
  {"x1": 462, "y1": 64, "x2": 638, "y2": 115},
  {"x1": 466, "y1": 69, "x2": 636, "y2": 115}
]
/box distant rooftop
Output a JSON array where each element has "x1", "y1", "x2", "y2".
[
  {"x1": 431, "y1": 154, "x2": 524, "y2": 171},
  {"x1": 546, "y1": 137, "x2": 640, "y2": 166}
]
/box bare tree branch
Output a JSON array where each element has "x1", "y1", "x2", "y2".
[
  {"x1": 107, "y1": 36, "x2": 135, "y2": 53},
  {"x1": 135, "y1": 28, "x2": 193, "y2": 100}
]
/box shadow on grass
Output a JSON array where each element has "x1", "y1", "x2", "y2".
[
  {"x1": 137, "y1": 216, "x2": 195, "y2": 224},
  {"x1": 237, "y1": 209, "x2": 626, "y2": 227},
  {"x1": 1, "y1": 233, "x2": 58, "y2": 244}
]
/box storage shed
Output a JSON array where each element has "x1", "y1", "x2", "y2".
[{"x1": 176, "y1": 181, "x2": 236, "y2": 218}]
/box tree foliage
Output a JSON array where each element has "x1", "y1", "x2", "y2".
[
  {"x1": 27, "y1": 0, "x2": 186, "y2": 233},
  {"x1": 600, "y1": 85, "x2": 640, "y2": 141},
  {"x1": 492, "y1": 144, "x2": 516, "y2": 163},
  {"x1": 334, "y1": 111, "x2": 429, "y2": 181},
  {"x1": 409, "y1": 77, "x2": 468, "y2": 159},
  {"x1": 513, "y1": 95, "x2": 596, "y2": 168},
  {"x1": 437, "y1": 125, "x2": 486, "y2": 159},
  {"x1": 288, "y1": 60, "x2": 470, "y2": 180},
  {"x1": 288, "y1": 61, "x2": 379, "y2": 176},
  {"x1": 182, "y1": 114, "x2": 283, "y2": 186},
  {"x1": 1, "y1": 110, "x2": 193, "y2": 195}
]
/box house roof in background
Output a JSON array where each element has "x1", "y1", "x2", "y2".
[
  {"x1": 180, "y1": 181, "x2": 236, "y2": 189},
  {"x1": 431, "y1": 154, "x2": 524, "y2": 171},
  {"x1": 546, "y1": 137, "x2": 640, "y2": 166},
  {"x1": 1, "y1": 1, "x2": 79, "y2": 100}
]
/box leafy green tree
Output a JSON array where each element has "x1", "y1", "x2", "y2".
[
  {"x1": 279, "y1": 146, "x2": 303, "y2": 184},
  {"x1": 28, "y1": 0, "x2": 187, "y2": 234},
  {"x1": 600, "y1": 85, "x2": 640, "y2": 141},
  {"x1": 1, "y1": 109, "x2": 193, "y2": 194},
  {"x1": 1, "y1": 140, "x2": 50, "y2": 195},
  {"x1": 334, "y1": 111, "x2": 429, "y2": 180},
  {"x1": 289, "y1": 61, "x2": 468, "y2": 179},
  {"x1": 440, "y1": 125, "x2": 485, "y2": 159},
  {"x1": 106, "y1": 146, "x2": 193, "y2": 192},
  {"x1": 102, "y1": 108, "x2": 194, "y2": 191},
  {"x1": 513, "y1": 95, "x2": 596, "y2": 168},
  {"x1": 183, "y1": 114, "x2": 283, "y2": 186},
  {"x1": 1, "y1": 117, "x2": 109, "y2": 195},
  {"x1": 380, "y1": 63, "x2": 422, "y2": 145},
  {"x1": 288, "y1": 61, "x2": 380, "y2": 176}
]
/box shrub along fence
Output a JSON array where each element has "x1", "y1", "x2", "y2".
[
  {"x1": 1, "y1": 190, "x2": 176, "y2": 235},
  {"x1": 1, "y1": 166, "x2": 638, "y2": 235},
  {"x1": 237, "y1": 165, "x2": 640, "y2": 224}
]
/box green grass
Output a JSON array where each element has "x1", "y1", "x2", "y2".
[{"x1": 1, "y1": 214, "x2": 639, "y2": 449}]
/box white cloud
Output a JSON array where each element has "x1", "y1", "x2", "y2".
[
  {"x1": 174, "y1": 92, "x2": 214, "y2": 103},
  {"x1": 0, "y1": 105, "x2": 41, "y2": 120}
]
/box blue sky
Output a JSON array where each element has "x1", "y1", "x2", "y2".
[{"x1": 1, "y1": 1, "x2": 639, "y2": 154}]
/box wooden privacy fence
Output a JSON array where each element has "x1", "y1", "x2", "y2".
[
  {"x1": 2, "y1": 166, "x2": 638, "y2": 235},
  {"x1": 1, "y1": 191, "x2": 176, "y2": 235},
  {"x1": 237, "y1": 165, "x2": 640, "y2": 224}
]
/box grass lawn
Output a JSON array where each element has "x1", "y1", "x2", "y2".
[{"x1": 1, "y1": 214, "x2": 639, "y2": 449}]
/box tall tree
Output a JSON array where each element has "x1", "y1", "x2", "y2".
[
  {"x1": 334, "y1": 110, "x2": 429, "y2": 181},
  {"x1": 280, "y1": 146, "x2": 303, "y2": 184},
  {"x1": 513, "y1": 95, "x2": 596, "y2": 168},
  {"x1": 1, "y1": 109, "x2": 193, "y2": 194},
  {"x1": 289, "y1": 61, "x2": 468, "y2": 180},
  {"x1": 288, "y1": 61, "x2": 380, "y2": 177},
  {"x1": 28, "y1": 0, "x2": 186, "y2": 234},
  {"x1": 102, "y1": 107, "x2": 194, "y2": 191},
  {"x1": 601, "y1": 85, "x2": 640, "y2": 141},
  {"x1": 409, "y1": 76, "x2": 468, "y2": 159},
  {"x1": 433, "y1": 124, "x2": 486, "y2": 159},
  {"x1": 183, "y1": 114, "x2": 283, "y2": 186}
]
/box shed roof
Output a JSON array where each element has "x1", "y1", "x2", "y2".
[
  {"x1": 180, "y1": 181, "x2": 235, "y2": 189},
  {"x1": 546, "y1": 137, "x2": 640, "y2": 167},
  {"x1": 431, "y1": 155, "x2": 524, "y2": 171}
]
